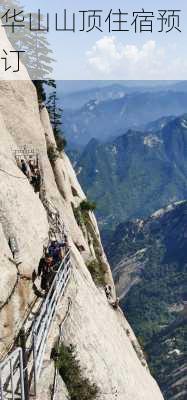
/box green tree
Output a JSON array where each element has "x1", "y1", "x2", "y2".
[
  {"x1": 47, "y1": 90, "x2": 67, "y2": 151},
  {"x1": 33, "y1": 80, "x2": 56, "y2": 104},
  {"x1": 0, "y1": 0, "x2": 23, "y2": 48},
  {"x1": 0, "y1": 1, "x2": 55, "y2": 88},
  {"x1": 47, "y1": 90, "x2": 62, "y2": 133},
  {"x1": 55, "y1": 344, "x2": 99, "y2": 400},
  {"x1": 21, "y1": 13, "x2": 55, "y2": 81}
]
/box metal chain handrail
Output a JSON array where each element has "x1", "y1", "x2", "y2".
[
  {"x1": 0, "y1": 250, "x2": 72, "y2": 400},
  {"x1": 33, "y1": 252, "x2": 71, "y2": 387},
  {"x1": 33, "y1": 251, "x2": 70, "y2": 334}
]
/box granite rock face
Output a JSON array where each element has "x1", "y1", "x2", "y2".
[{"x1": 0, "y1": 24, "x2": 164, "y2": 400}]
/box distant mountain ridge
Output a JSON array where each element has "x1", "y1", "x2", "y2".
[
  {"x1": 63, "y1": 90, "x2": 187, "y2": 146},
  {"x1": 59, "y1": 81, "x2": 187, "y2": 111},
  {"x1": 144, "y1": 116, "x2": 176, "y2": 133},
  {"x1": 76, "y1": 114, "x2": 187, "y2": 236},
  {"x1": 58, "y1": 83, "x2": 130, "y2": 110},
  {"x1": 106, "y1": 200, "x2": 187, "y2": 400}
]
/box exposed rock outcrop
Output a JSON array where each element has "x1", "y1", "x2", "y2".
[{"x1": 0, "y1": 24, "x2": 164, "y2": 400}]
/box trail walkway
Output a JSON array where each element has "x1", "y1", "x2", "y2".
[{"x1": 0, "y1": 251, "x2": 72, "y2": 400}]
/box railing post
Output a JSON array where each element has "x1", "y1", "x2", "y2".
[
  {"x1": 33, "y1": 331, "x2": 37, "y2": 397},
  {"x1": 19, "y1": 349, "x2": 26, "y2": 400},
  {"x1": 19, "y1": 328, "x2": 29, "y2": 400},
  {"x1": 9, "y1": 358, "x2": 15, "y2": 400},
  {"x1": 0, "y1": 369, "x2": 3, "y2": 400}
]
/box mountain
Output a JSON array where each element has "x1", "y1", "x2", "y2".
[
  {"x1": 145, "y1": 116, "x2": 176, "y2": 133},
  {"x1": 76, "y1": 114, "x2": 187, "y2": 237},
  {"x1": 57, "y1": 81, "x2": 179, "y2": 110},
  {"x1": 0, "y1": 22, "x2": 165, "y2": 399},
  {"x1": 107, "y1": 201, "x2": 187, "y2": 400},
  {"x1": 63, "y1": 90, "x2": 187, "y2": 146},
  {"x1": 58, "y1": 81, "x2": 187, "y2": 111},
  {"x1": 58, "y1": 83, "x2": 131, "y2": 110}
]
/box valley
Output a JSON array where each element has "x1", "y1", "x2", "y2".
[
  {"x1": 108, "y1": 201, "x2": 187, "y2": 400},
  {"x1": 61, "y1": 81, "x2": 187, "y2": 400}
]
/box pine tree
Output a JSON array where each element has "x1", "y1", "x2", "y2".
[
  {"x1": 46, "y1": 90, "x2": 67, "y2": 152},
  {"x1": 47, "y1": 90, "x2": 62, "y2": 133},
  {"x1": 0, "y1": 1, "x2": 56, "y2": 102},
  {"x1": 0, "y1": 2, "x2": 55, "y2": 83},
  {"x1": 0, "y1": 0, "x2": 24, "y2": 48},
  {"x1": 21, "y1": 13, "x2": 55, "y2": 81}
]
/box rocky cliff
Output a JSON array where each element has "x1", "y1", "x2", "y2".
[
  {"x1": 0, "y1": 27, "x2": 164, "y2": 400},
  {"x1": 76, "y1": 114, "x2": 187, "y2": 237},
  {"x1": 109, "y1": 202, "x2": 187, "y2": 400}
]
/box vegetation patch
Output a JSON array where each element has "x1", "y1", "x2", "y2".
[
  {"x1": 72, "y1": 200, "x2": 106, "y2": 287},
  {"x1": 72, "y1": 203, "x2": 84, "y2": 227},
  {"x1": 83, "y1": 211, "x2": 102, "y2": 259},
  {"x1": 47, "y1": 144, "x2": 59, "y2": 163},
  {"x1": 131, "y1": 340, "x2": 146, "y2": 366},
  {"x1": 55, "y1": 133, "x2": 67, "y2": 152},
  {"x1": 82, "y1": 210, "x2": 107, "y2": 287},
  {"x1": 47, "y1": 89, "x2": 67, "y2": 153},
  {"x1": 55, "y1": 344, "x2": 99, "y2": 400},
  {"x1": 72, "y1": 200, "x2": 96, "y2": 232},
  {"x1": 87, "y1": 260, "x2": 106, "y2": 287},
  {"x1": 80, "y1": 200, "x2": 96, "y2": 212}
]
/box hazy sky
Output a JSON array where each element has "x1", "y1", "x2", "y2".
[{"x1": 15, "y1": 0, "x2": 187, "y2": 80}]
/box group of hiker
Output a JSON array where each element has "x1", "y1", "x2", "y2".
[
  {"x1": 14, "y1": 150, "x2": 70, "y2": 293},
  {"x1": 17, "y1": 157, "x2": 41, "y2": 193},
  {"x1": 38, "y1": 236, "x2": 69, "y2": 292},
  {"x1": 15, "y1": 151, "x2": 119, "y2": 307},
  {"x1": 105, "y1": 284, "x2": 120, "y2": 309}
]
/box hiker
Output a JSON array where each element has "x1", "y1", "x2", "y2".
[
  {"x1": 20, "y1": 159, "x2": 30, "y2": 177},
  {"x1": 64, "y1": 234, "x2": 69, "y2": 253},
  {"x1": 105, "y1": 285, "x2": 119, "y2": 309},
  {"x1": 48, "y1": 239, "x2": 65, "y2": 264},
  {"x1": 34, "y1": 169, "x2": 41, "y2": 193},
  {"x1": 45, "y1": 255, "x2": 56, "y2": 287},
  {"x1": 111, "y1": 297, "x2": 120, "y2": 309},
  {"x1": 29, "y1": 165, "x2": 41, "y2": 193},
  {"x1": 59, "y1": 238, "x2": 69, "y2": 258},
  {"x1": 38, "y1": 255, "x2": 54, "y2": 291},
  {"x1": 56, "y1": 238, "x2": 68, "y2": 259},
  {"x1": 38, "y1": 256, "x2": 48, "y2": 291},
  {"x1": 105, "y1": 285, "x2": 112, "y2": 300},
  {"x1": 28, "y1": 159, "x2": 35, "y2": 175}
]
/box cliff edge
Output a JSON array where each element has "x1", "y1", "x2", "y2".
[{"x1": 0, "y1": 25, "x2": 164, "y2": 400}]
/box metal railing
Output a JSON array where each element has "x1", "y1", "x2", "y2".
[
  {"x1": 0, "y1": 251, "x2": 72, "y2": 399},
  {"x1": 51, "y1": 297, "x2": 72, "y2": 400},
  {"x1": 32, "y1": 251, "x2": 71, "y2": 392},
  {"x1": 0, "y1": 348, "x2": 25, "y2": 400},
  {"x1": 42, "y1": 197, "x2": 67, "y2": 242}
]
